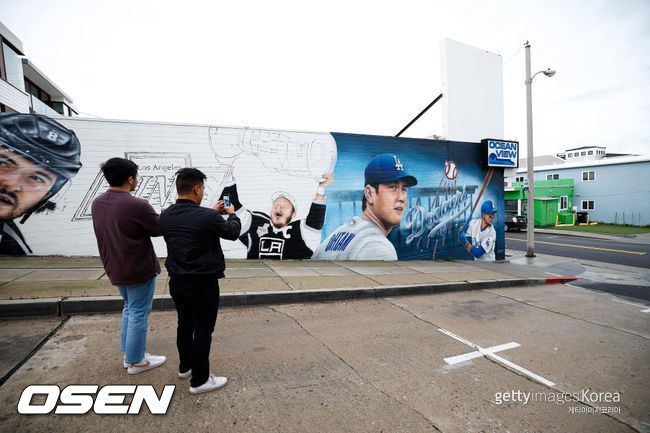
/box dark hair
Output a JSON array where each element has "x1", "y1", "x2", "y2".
[
  {"x1": 361, "y1": 184, "x2": 379, "y2": 211},
  {"x1": 176, "y1": 167, "x2": 206, "y2": 195},
  {"x1": 100, "y1": 158, "x2": 137, "y2": 187}
]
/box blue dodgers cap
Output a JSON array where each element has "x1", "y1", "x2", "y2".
[
  {"x1": 481, "y1": 200, "x2": 497, "y2": 214},
  {"x1": 364, "y1": 153, "x2": 417, "y2": 187}
]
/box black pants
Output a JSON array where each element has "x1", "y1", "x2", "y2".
[{"x1": 169, "y1": 275, "x2": 220, "y2": 388}]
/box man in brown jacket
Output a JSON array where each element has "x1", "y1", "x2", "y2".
[{"x1": 92, "y1": 157, "x2": 166, "y2": 374}]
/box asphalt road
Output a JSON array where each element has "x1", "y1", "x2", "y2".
[
  {"x1": 505, "y1": 231, "x2": 650, "y2": 269},
  {"x1": 1, "y1": 285, "x2": 648, "y2": 432}
]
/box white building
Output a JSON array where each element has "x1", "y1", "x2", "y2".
[{"x1": 0, "y1": 21, "x2": 77, "y2": 117}]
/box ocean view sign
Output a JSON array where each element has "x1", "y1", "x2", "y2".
[{"x1": 484, "y1": 139, "x2": 519, "y2": 168}]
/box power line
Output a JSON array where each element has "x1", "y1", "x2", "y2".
[{"x1": 503, "y1": 44, "x2": 524, "y2": 68}]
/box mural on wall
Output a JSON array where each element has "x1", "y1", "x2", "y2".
[
  {"x1": 0, "y1": 113, "x2": 82, "y2": 255},
  {"x1": 213, "y1": 127, "x2": 337, "y2": 259},
  {"x1": 2, "y1": 115, "x2": 503, "y2": 260},
  {"x1": 317, "y1": 133, "x2": 504, "y2": 261}
]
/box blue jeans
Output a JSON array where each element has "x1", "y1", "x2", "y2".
[{"x1": 118, "y1": 277, "x2": 156, "y2": 364}]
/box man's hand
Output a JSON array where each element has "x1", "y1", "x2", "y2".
[
  {"x1": 318, "y1": 173, "x2": 334, "y2": 188},
  {"x1": 315, "y1": 173, "x2": 334, "y2": 200},
  {"x1": 457, "y1": 225, "x2": 471, "y2": 252},
  {"x1": 213, "y1": 200, "x2": 235, "y2": 215},
  {"x1": 458, "y1": 229, "x2": 467, "y2": 246}
]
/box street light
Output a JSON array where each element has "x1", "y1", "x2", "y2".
[{"x1": 524, "y1": 41, "x2": 555, "y2": 258}]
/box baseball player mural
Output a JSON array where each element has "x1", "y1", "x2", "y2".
[
  {"x1": 219, "y1": 173, "x2": 334, "y2": 259},
  {"x1": 457, "y1": 200, "x2": 497, "y2": 261},
  {"x1": 312, "y1": 153, "x2": 417, "y2": 260},
  {"x1": 0, "y1": 114, "x2": 82, "y2": 255}
]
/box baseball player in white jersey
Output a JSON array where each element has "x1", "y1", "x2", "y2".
[
  {"x1": 312, "y1": 153, "x2": 417, "y2": 261},
  {"x1": 458, "y1": 200, "x2": 497, "y2": 261}
]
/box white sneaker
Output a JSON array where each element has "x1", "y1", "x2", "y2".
[
  {"x1": 179, "y1": 369, "x2": 192, "y2": 379},
  {"x1": 124, "y1": 353, "x2": 157, "y2": 369},
  {"x1": 189, "y1": 374, "x2": 227, "y2": 394},
  {"x1": 127, "y1": 353, "x2": 166, "y2": 374}
]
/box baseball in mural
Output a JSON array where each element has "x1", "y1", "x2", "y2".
[
  {"x1": 312, "y1": 153, "x2": 417, "y2": 260},
  {"x1": 220, "y1": 172, "x2": 334, "y2": 259},
  {"x1": 444, "y1": 160, "x2": 458, "y2": 180},
  {"x1": 0, "y1": 113, "x2": 82, "y2": 255}
]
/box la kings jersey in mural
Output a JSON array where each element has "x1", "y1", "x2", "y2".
[
  {"x1": 467, "y1": 218, "x2": 496, "y2": 261},
  {"x1": 237, "y1": 206, "x2": 325, "y2": 259},
  {"x1": 222, "y1": 183, "x2": 326, "y2": 259},
  {"x1": 311, "y1": 216, "x2": 397, "y2": 261}
]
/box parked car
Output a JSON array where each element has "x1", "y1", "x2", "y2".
[{"x1": 505, "y1": 212, "x2": 527, "y2": 232}]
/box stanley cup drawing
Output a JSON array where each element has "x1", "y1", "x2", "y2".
[{"x1": 208, "y1": 126, "x2": 337, "y2": 181}]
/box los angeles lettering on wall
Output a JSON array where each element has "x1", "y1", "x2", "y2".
[{"x1": 73, "y1": 152, "x2": 231, "y2": 221}]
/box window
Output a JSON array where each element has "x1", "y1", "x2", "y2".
[
  {"x1": 2, "y1": 42, "x2": 25, "y2": 91},
  {"x1": 581, "y1": 170, "x2": 595, "y2": 181},
  {"x1": 24, "y1": 79, "x2": 51, "y2": 104},
  {"x1": 581, "y1": 200, "x2": 595, "y2": 211},
  {"x1": 560, "y1": 196, "x2": 568, "y2": 210},
  {"x1": 515, "y1": 176, "x2": 525, "y2": 183},
  {"x1": 567, "y1": 153, "x2": 572, "y2": 158},
  {"x1": 546, "y1": 173, "x2": 559, "y2": 180},
  {"x1": 588, "y1": 150, "x2": 593, "y2": 155},
  {"x1": 580, "y1": 151, "x2": 586, "y2": 156},
  {"x1": 51, "y1": 101, "x2": 71, "y2": 116}
]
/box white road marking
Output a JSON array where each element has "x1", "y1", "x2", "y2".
[
  {"x1": 610, "y1": 297, "x2": 650, "y2": 313},
  {"x1": 488, "y1": 353, "x2": 556, "y2": 387},
  {"x1": 438, "y1": 328, "x2": 555, "y2": 387},
  {"x1": 444, "y1": 342, "x2": 520, "y2": 365}
]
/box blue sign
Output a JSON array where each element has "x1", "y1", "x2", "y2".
[{"x1": 483, "y1": 139, "x2": 519, "y2": 167}]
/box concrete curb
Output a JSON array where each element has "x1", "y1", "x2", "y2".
[
  {"x1": 532, "y1": 228, "x2": 637, "y2": 240},
  {"x1": 0, "y1": 278, "x2": 552, "y2": 319},
  {"x1": 0, "y1": 297, "x2": 61, "y2": 318}
]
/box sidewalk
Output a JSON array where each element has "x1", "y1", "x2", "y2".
[
  {"x1": 533, "y1": 228, "x2": 650, "y2": 242},
  {"x1": 0, "y1": 257, "x2": 569, "y2": 318}
]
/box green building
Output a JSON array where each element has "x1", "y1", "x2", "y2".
[{"x1": 504, "y1": 179, "x2": 575, "y2": 226}]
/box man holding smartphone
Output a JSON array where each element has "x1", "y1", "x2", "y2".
[{"x1": 160, "y1": 168, "x2": 241, "y2": 394}]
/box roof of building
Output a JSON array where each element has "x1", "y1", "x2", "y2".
[
  {"x1": 518, "y1": 155, "x2": 566, "y2": 170},
  {"x1": 515, "y1": 154, "x2": 650, "y2": 173},
  {"x1": 0, "y1": 21, "x2": 24, "y2": 54},
  {"x1": 565, "y1": 145, "x2": 606, "y2": 151},
  {"x1": 21, "y1": 59, "x2": 76, "y2": 108}
]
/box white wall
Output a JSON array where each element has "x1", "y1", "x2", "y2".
[
  {"x1": 440, "y1": 39, "x2": 504, "y2": 142},
  {"x1": 0, "y1": 78, "x2": 30, "y2": 112},
  {"x1": 22, "y1": 117, "x2": 336, "y2": 257}
]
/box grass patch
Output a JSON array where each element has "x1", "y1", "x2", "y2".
[{"x1": 549, "y1": 223, "x2": 650, "y2": 235}]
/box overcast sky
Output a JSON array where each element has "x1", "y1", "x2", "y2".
[{"x1": 2, "y1": 0, "x2": 649, "y2": 157}]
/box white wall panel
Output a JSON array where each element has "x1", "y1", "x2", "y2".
[
  {"x1": 0, "y1": 79, "x2": 29, "y2": 112},
  {"x1": 441, "y1": 39, "x2": 504, "y2": 142}
]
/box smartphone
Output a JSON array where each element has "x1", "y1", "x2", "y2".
[{"x1": 223, "y1": 195, "x2": 230, "y2": 208}]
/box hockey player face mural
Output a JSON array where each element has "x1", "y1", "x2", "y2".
[
  {"x1": 0, "y1": 147, "x2": 56, "y2": 220},
  {"x1": 0, "y1": 114, "x2": 82, "y2": 256},
  {"x1": 270, "y1": 196, "x2": 296, "y2": 229}
]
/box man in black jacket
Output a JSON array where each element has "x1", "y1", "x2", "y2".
[{"x1": 160, "y1": 168, "x2": 241, "y2": 395}]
